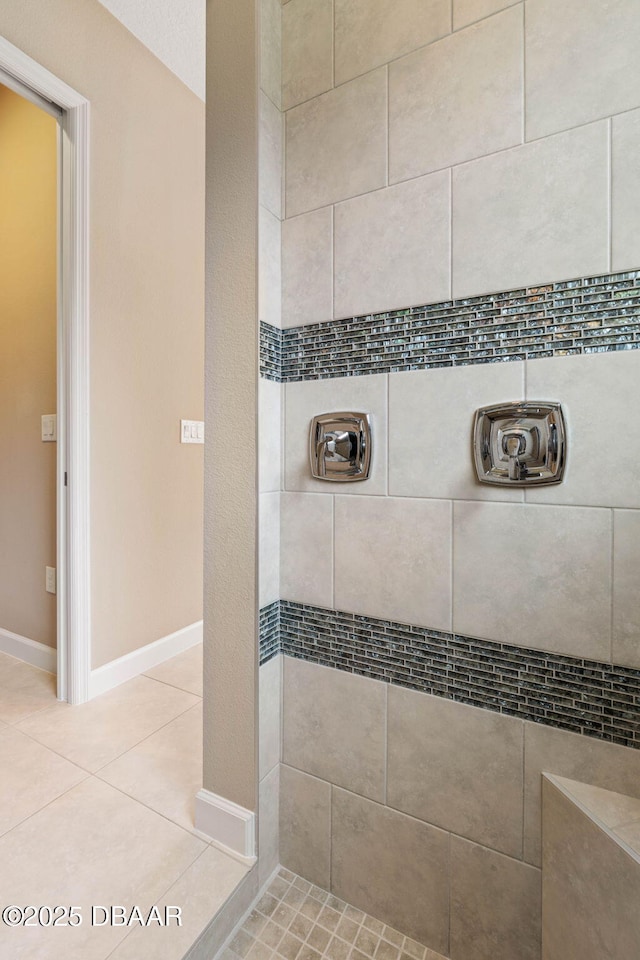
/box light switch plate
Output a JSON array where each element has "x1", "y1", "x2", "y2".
[
  {"x1": 41, "y1": 414, "x2": 57, "y2": 442},
  {"x1": 181, "y1": 420, "x2": 205, "y2": 444},
  {"x1": 46, "y1": 566, "x2": 56, "y2": 595}
]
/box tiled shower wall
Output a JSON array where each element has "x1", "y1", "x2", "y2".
[{"x1": 258, "y1": 1, "x2": 640, "y2": 959}]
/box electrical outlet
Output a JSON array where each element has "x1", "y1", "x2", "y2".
[{"x1": 46, "y1": 566, "x2": 56, "y2": 595}]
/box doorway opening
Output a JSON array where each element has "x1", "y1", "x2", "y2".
[
  {"x1": 0, "y1": 38, "x2": 89, "y2": 705},
  {"x1": 0, "y1": 81, "x2": 58, "y2": 714}
]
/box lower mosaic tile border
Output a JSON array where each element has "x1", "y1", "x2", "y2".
[
  {"x1": 260, "y1": 269, "x2": 640, "y2": 382},
  {"x1": 259, "y1": 600, "x2": 640, "y2": 749}
]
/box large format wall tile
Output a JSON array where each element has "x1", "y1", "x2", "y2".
[
  {"x1": 523, "y1": 722, "x2": 640, "y2": 866},
  {"x1": 389, "y1": 362, "x2": 525, "y2": 502},
  {"x1": 260, "y1": 90, "x2": 283, "y2": 219},
  {"x1": 280, "y1": 492, "x2": 333, "y2": 607},
  {"x1": 389, "y1": 7, "x2": 522, "y2": 182},
  {"x1": 334, "y1": 172, "x2": 451, "y2": 319},
  {"x1": 450, "y1": 836, "x2": 541, "y2": 960},
  {"x1": 282, "y1": 207, "x2": 333, "y2": 327},
  {"x1": 452, "y1": 122, "x2": 609, "y2": 299},
  {"x1": 525, "y1": 351, "x2": 640, "y2": 509},
  {"x1": 282, "y1": 0, "x2": 333, "y2": 110},
  {"x1": 280, "y1": 765, "x2": 332, "y2": 888},
  {"x1": 260, "y1": 491, "x2": 281, "y2": 607},
  {"x1": 453, "y1": 0, "x2": 519, "y2": 30},
  {"x1": 613, "y1": 510, "x2": 640, "y2": 669},
  {"x1": 261, "y1": 0, "x2": 282, "y2": 108},
  {"x1": 285, "y1": 70, "x2": 387, "y2": 217},
  {"x1": 387, "y1": 688, "x2": 524, "y2": 857},
  {"x1": 542, "y1": 777, "x2": 640, "y2": 960},
  {"x1": 259, "y1": 655, "x2": 281, "y2": 778},
  {"x1": 331, "y1": 788, "x2": 450, "y2": 952},
  {"x1": 335, "y1": 496, "x2": 452, "y2": 630},
  {"x1": 259, "y1": 764, "x2": 280, "y2": 889},
  {"x1": 259, "y1": 377, "x2": 282, "y2": 493},
  {"x1": 526, "y1": 0, "x2": 640, "y2": 141},
  {"x1": 612, "y1": 108, "x2": 640, "y2": 271},
  {"x1": 284, "y1": 374, "x2": 388, "y2": 496},
  {"x1": 259, "y1": 206, "x2": 282, "y2": 329},
  {"x1": 334, "y1": 0, "x2": 450, "y2": 86},
  {"x1": 453, "y1": 501, "x2": 611, "y2": 660},
  {"x1": 283, "y1": 657, "x2": 386, "y2": 801}
]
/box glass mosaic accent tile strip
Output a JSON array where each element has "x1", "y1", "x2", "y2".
[
  {"x1": 260, "y1": 600, "x2": 281, "y2": 665},
  {"x1": 258, "y1": 600, "x2": 640, "y2": 749},
  {"x1": 260, "y1": 270, "x2": 640, "y2": 382},
  {"x1": 261, "y1": 321, "x2": 284, "y2": 382},
  {"x1": 223, "y1": 868, "x2": 447, "y2": 960}
]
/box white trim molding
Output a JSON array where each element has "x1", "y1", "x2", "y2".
[
  {"x1": 194, "y1": 789, "x2": 257, "y2": 864},
  {"x1": 0, "y1": 36, "x2": 91, "y2": 706},
  {"x1": 89, "y1": 620, "x2": 203, "y2": 699},
  {"x1": 0, "y1": 628, "x2": 56, "y2": 674}
]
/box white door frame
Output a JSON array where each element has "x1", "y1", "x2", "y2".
[{"x1": 0, "y1": 37, "x2": 91, "y2": 704}]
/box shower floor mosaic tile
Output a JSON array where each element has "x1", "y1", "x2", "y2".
[{"x1": 223, "y1": 869, "x2": 447, "y2": 960}]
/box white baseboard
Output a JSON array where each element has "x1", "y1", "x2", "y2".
[
  {"x1": 89, "y1": 620, "x2": 203, "y2": 699},
  {"x1": 0, "y1": 627, "x2": 56, "y2": 674},
  {"x1": 195, "y1": 789, "x2": 257, "y2": 863}
]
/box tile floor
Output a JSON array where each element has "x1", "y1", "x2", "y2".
[
  {"x1": 224, "y1": 869, "x2": 448, "y2": 960},
  {"x1": 0, "y1": 643, "x2": 247, "y2": 960}
]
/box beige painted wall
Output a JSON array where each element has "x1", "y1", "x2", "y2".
[
  {"x1": 0, "y1": 85, "x2": 57, "y2": 648},
  {"x1": 0, "y1": 0, "x2": 205, "y2": 668}
]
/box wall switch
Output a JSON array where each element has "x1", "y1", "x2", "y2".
[
  {"x1": 181, "y1": 419, "x2": 205, "y2": 444},
  {"x1": 46, "y1": 566, "x2": 56, "y2": 595},
  {"x1": 41, "y1": 414, "x2": 57, "y2": 442}
]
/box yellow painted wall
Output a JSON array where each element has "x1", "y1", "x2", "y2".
[
  {"x1": 0, "y1": 0, "x2": 205, "y2": 668},
  {"x1": 0, "y1": 85, "x2": 57, "y2": 648}
]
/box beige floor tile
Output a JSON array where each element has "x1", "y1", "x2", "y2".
[
  {"x1": 0, "y1": 726, "x2": 87, "y2": 837},
  {"x1": 0, "y1": 651, "x2": 57, "y2": 724},
  {"x1": 0, "y1": 777, "x2": 205, "y2": 960},
  {"x1": 98, "y1": 701, "x2": 202, "y2": 830},
  {"x1": 108, "y1": 845, "x2": 248, "y2": 960},
  {"x1": 144, "y1": 643, "x2": 203, "y2": 697},
  {"x1": 16, "y1": 675, "x2": 199, "y2": 772}
]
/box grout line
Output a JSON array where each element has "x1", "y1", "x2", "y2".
[
  {"x1": 140, "y1": 670, "x2": 203, "y2": 698},
  {"x1": 331, "y1": 494, "x2": 336, "y2": 609},
  {"x1": 448, "y1": 166, "x2": 453, "y2": 300},
  {"x1": 385, "y1": 373, "x2": 390, "y2": 496},
  {"x1": 332, "y1": 0, "x2": 336, "y2": 89},
  {"x1": 520, "y1": 720, "x2": 525, "y2": 861},
  {"x1": 446, "y1": 830, "x2": 452, "y2": 958},
  {"x1": 331, "y1": 204, "x2": 336, "y2": 321},
  {"x1": 608, "y1": 116, "x2": 613, "y2": 273},
  {"x1": 385, "y1": 64, "x2": 390, "y2": 187},
  {"x1": 383, "y1": 682, "x2": 388, "y2": 806},
  {"x1": 521, "y1": 0, "x2": 526, "y2": 144},
  {"x1": 610, "y1": 507, "x2": 615, "y2": 665},
  {"x1": 449, "y1": 500, "x2": 455, "y2": 636},
  {"x1": 328, "y1": 783, "x2": 334, "y2": 893}
]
